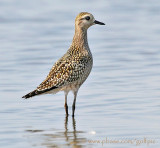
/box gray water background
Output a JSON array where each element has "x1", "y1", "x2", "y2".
[{"x1": 0, "y1": 0, "x2": 160, "y2": 147}]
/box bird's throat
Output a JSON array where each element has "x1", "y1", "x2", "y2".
[{"x1": 71, "y1": 27, "x2": 89, "y2": 50}]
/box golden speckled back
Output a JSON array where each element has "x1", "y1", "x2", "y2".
[{"x1": 37, "y1": 44, "x2": 93, "y2": 92}]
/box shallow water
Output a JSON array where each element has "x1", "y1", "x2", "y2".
[{"x1": 0, "y1": 0, "x2": 160, "y2": 148}]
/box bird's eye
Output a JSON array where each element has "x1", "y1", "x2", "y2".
[{"x1": 85, "y1": 16, "x2": 90, "y2": 21}]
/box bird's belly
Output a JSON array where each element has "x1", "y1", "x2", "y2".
[{"x1": 62, "y1": 59, "x2": 93, "y2": 92}]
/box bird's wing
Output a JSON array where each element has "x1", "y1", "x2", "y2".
[{"x1": 36, "y1": 53, "x2": 89, "y2": 92}]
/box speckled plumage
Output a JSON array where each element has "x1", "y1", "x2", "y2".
[
  {"x1": 22, "y1": 12, "x2": 105, "y2": 116},
  {"x1": 37, "y1": 47, "x2": 93, "y2": 93}
]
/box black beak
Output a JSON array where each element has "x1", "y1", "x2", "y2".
[{"x1": 94, "y1": 20, "x2": 105, "y2": 25}]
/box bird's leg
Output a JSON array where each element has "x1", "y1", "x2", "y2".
[
  {"x1": 64, "y1": 92, "x2": 69, "y2": 116},
  {"x1": 72, "y1": 91, "x2": 78, "y2": 117}
]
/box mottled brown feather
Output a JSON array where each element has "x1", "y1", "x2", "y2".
[{"x1": 23, "y1": 12, "x2": 94, "y2": 98}]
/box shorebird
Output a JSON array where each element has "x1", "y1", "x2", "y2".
[{"x1": 22, "y1": 12, "x2": 105, "y2": 116}]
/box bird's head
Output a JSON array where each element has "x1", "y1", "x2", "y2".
[{"x1": 75, "y1": 12, "x2": 105, "y2": 30}]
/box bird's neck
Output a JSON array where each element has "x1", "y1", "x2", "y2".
[{"x1": 71, "y1": 27, "x2": 89, "y2": 51}]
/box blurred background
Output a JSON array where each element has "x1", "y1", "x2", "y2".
[{"x1": 0, "y1": 0, "x2": 160, "y2": 147}]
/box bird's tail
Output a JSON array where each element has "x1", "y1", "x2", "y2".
[
  {"x1": 22, "y1": 86, "x2": 58, "y2": 99},
  {"x1": 22, "y1": 90, "x2": 39, "y2": 99}
]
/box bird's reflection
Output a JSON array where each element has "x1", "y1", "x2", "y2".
[{"x1": 26, "y1": 116, "x2": 87, "y2": 148}]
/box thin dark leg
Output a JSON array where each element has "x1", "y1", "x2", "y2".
[
  {"x1": 64, "y1": 92, "x2": 69, "y2": 116},
  {"x1": 72, "y1": 91, "x2": 77, "y2": 117}
]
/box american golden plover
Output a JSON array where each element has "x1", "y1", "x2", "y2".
[{"x1": 22, "y1": 12, "x2": 105, "y2": 116}]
